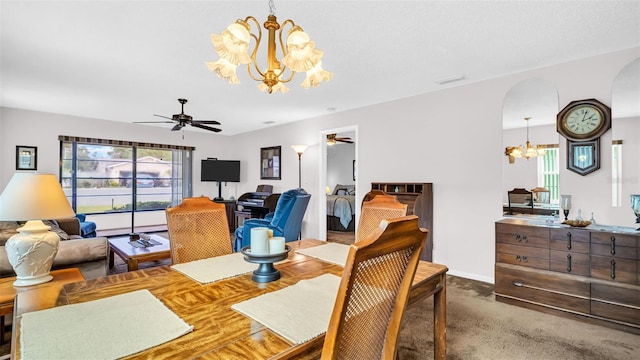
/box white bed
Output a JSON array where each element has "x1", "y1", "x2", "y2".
[{"x1": 326, "y1": 184, "x2": 356, "y2": 231}]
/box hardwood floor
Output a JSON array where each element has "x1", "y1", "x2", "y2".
[{"x1": 326, "y1": 230, "x2": 355, "y2": 245}]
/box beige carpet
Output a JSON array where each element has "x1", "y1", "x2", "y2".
[{"x1": 397, "y1": 276, "x2": 639, "y2": 360}]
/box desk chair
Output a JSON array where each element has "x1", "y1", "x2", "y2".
[
  {"x1": 166, "y1": 197, "x2": 232, "y2": 264},
  {"x1": 356, "y1": 195, "x2": 407, "y2": 243},
  {"x1": 322, "y1": 215, "x2": 427, "y2": 359}
]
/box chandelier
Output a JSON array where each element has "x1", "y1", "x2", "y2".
[
  {"x1": 505, "y1": 117, "x2": 546, "y2": 163},
  {"x1": 206, "y1": 0, "x2": 332, "y2": 94}
]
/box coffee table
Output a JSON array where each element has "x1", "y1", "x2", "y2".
[{"x1": 108, "y1": 234, "x2": 171, "y2": 272}]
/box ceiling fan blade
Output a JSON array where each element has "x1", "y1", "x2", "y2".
[
  {"x1": 192, "y1": 120, "x2": 221, "y2": 125},
  {"x1": 171, "y1": 124, "x2": 183, "y2": 131},
  {"x1": 191, "y1": 123, "x2": 222, "y2": 132},
  {"x1": 133, "y1": 121, "x2": 174, "y2": 124},
  {"x1": 153, "y1": 114, "x2": 174, "y2": 120}
]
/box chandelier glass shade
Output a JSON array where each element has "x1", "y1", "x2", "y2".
[
  {"x1": 206, "y1": 0, "x2": 332, "y2": 94},
  {"x1": 505, "y1": 117, "x2": 546, "y2": 163}
]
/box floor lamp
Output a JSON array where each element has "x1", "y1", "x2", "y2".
[
  {"x1": 291, "y1": 145, "x2": 308, "y2": 241},
  {"x1": 291, "y1": 145, "x2": 308, "y2": 188}
]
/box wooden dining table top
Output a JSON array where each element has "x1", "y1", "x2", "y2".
[{"x1": 12, "y1": 239, "x2": 448, "y2": 360}]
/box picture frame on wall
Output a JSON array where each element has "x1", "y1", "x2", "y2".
[
  {"x1": 260, "y1": 146, "x2": 281, "y2": 180},
  {"x1": 16, "y1": 146, "x2": 37, "y2": 170}
]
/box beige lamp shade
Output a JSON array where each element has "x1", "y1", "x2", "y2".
[
  {"x1": 0, "y1": 173, "x2": 75, "y2": 221},
  {"x1": 291, "y1": 144, "x2": 309, "y2": 155}
]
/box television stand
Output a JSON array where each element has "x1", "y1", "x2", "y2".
[{"x1": 214, "y1": 181, "x2": 223, "y2": 201}]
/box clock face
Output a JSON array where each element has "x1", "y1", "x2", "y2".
[{"x1": 563, "y1": 105, "x2": 603, "y2": 135}]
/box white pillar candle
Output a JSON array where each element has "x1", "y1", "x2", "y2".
[
  {"x1": 250, "y1": 227, "x2": 269, "y2": 255},
  {"x1": 269, "y1": 237, "x2": 285, "y2": 254}
]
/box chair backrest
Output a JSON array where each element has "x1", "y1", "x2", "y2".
[
  {"x1": 356, "y1": 195, "x2": 407, "y2": 243},
  {"x1": 322, "y1": 215, "x2": 427, "y2": 360},
  {"x1": 507, "y1": 187, "x2": 533, "y2": 214},
  {"x1": 269, "y1": 188, "x2": 311, "y2": 241},
  {"x1": 531, "y1": 187, "x2": 550, "y2": 204},
  {"x1": 165, "y1": 197, "x2": 232, "y2": 264},
  {"x1": 361, "y1": 189, "x2": 386, "y2": 205}
]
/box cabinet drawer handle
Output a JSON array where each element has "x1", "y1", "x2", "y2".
[
  {"x1": 566, "y1": 232, "x2": 572, "y2": 250},
  {"x1": 610, "y1": 236, "x2": 616, "y2": 255},
  {"x1": 513, "y1": 281, "x2": 523, "y2": 287},
  {"x1": 522, "y1": 256, "x2": 528, "y2": 263},
  {"x1": 522, "y1": 235, "x2": 527, "y2": 243},
  {"x1": 515, "y1": 234, "x2": 521, "y2": 241},
  {"x1": 566, "y1": 254, "x2": 572, "y2": 272},
  {"x1": 610, "y1": 259, "x2": 616, "y2": 279},
  {"x1": 516, "y1": 255, "x2": 521, "y2": 262}
]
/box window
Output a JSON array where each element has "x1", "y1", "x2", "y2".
[
  {"x1": 59, "y1": 136, "x2": 193, "y2": 232},
  {"x1": 537, "y1": 145, "x2": 559, "y2": 203}
]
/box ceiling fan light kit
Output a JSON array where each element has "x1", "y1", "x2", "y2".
[
  {"x1": 206, "y1": 0, "x2": 332, "y2": 94},
  {"x1": 326, "y1": 133, "x2": 353, "y2": 145}
]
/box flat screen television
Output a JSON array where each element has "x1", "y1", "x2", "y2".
[{"x1": 201, "y1": 159, "x2": 240, "y2": 182}]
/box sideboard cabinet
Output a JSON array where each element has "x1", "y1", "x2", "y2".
[{"x1": 495, "y1": 219, "x2": 639, "y2": 334}]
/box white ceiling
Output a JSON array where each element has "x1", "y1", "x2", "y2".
[{"x1": 1, "y1": 1, "x2": 639, "y2": 135}]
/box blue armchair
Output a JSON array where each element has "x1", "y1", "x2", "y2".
[{"x1": 234, "y1": 188, "x2": 311, "y2": 252}]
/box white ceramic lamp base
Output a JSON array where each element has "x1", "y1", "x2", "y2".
[{"x1": 5, "y1": 220, "x2": 60, "y2": 287}]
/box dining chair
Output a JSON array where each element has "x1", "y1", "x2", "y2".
[
  {"x1": 165, "y1": 196, "x2": 232, "y2": 264},
  {"x1": 322, "y1": 215, "x2": 427, "y2": 359},
  {"x1": 356, "y1": 195, "x2": 407, "y2": 243},
  {"x1": 507, "y1": 187, "x2": 534, "y2": 215}
]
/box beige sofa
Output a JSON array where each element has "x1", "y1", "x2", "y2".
[{"x1": 0, "y1": 218, "x2": 108, "y2": 280}]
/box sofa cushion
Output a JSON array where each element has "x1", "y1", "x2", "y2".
[{"x1": 0, "y1": 221, "x2": 19, "y2": 247}]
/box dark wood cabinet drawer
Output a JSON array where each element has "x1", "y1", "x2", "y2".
[
  {"x1": 549, "y1": 228, "x2": 591, "y2": 243},
  {"x1": 497, "y1": 243, "x2": 549, "y2": 270},
  {"x1": 495, "y1": 264, "x2": 590, "y2": 313},
  {"x1": 591, "y1": 301, "x2": 640, "y2": 326},
  {"x1": 592, "y1": 282, "x2": 640, "y2": 307},
  {"x1": 550, "y1": 250, "x2": 590, "y2": 276},
  {"x1": 550, "y1": 238, "x2": 590, "y2": 253},
  {"x1": 496, "y1": 223, "x2": 549, "y2": 248},
  {"x1": 591, "y1": 256, "x2": 638, "y2": 284},
  {"x1": 591, "y1": 244, "x2": 637, "y2": 260},
  {"x1": 591, "y1": 232, "x2": 638, "y2": 248}
]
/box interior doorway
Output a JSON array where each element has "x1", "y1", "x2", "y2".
[{"x1": 318, "y1": 126, "x2": 358, "y2": 241}]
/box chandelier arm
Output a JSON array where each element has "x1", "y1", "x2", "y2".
[{"x1": 243, "y1": 16, "x2": 266, "y2": 80}]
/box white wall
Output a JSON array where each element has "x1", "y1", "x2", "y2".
[
  {"x1": 2, "y1": 47, "x2": 638, "y2": 283},
  {"x1": 327, "y1": 143, "x2": 355, "y2": 191}
]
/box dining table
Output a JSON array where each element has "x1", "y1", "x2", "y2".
[{"x1": 11, "y1": 239, "x2": 448, "y2": 359}]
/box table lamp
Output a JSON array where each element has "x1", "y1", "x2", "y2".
[{"x1": 0, "y1": 173, "x2": 75, "y2": 286}]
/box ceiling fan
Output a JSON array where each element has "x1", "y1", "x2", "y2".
[
  {"x1": 327, "y1": 133, "x2": 353, "y2": 144},
  {"x1": 134, "y1": 98, "x2": 222, "y2": 132}
]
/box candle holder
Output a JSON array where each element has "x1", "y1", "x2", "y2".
[
  {"x1": 631, "y1": 194, "x2": 640, "y2": 230},
  {"x1": 241, "y1": 245, "x2": 291, "y2": 283},
  {"x1": 560, "y1": 195, "x2": 572, "y2": 221}
]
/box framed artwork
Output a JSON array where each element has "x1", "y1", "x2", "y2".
[
  {"x1": 260, "y1": 146, "x2": 281, "y2": 180},
  {"x1": 16, "y1": 146, "x2": 37, "y2": 170}
]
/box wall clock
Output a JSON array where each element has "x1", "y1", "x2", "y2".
[
  {"x1": 567, "y1": 139, "x2": 600, "y2": 176},
  {"x1": 557, "y1": 98, "x2": 611, "y2": 141}
]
